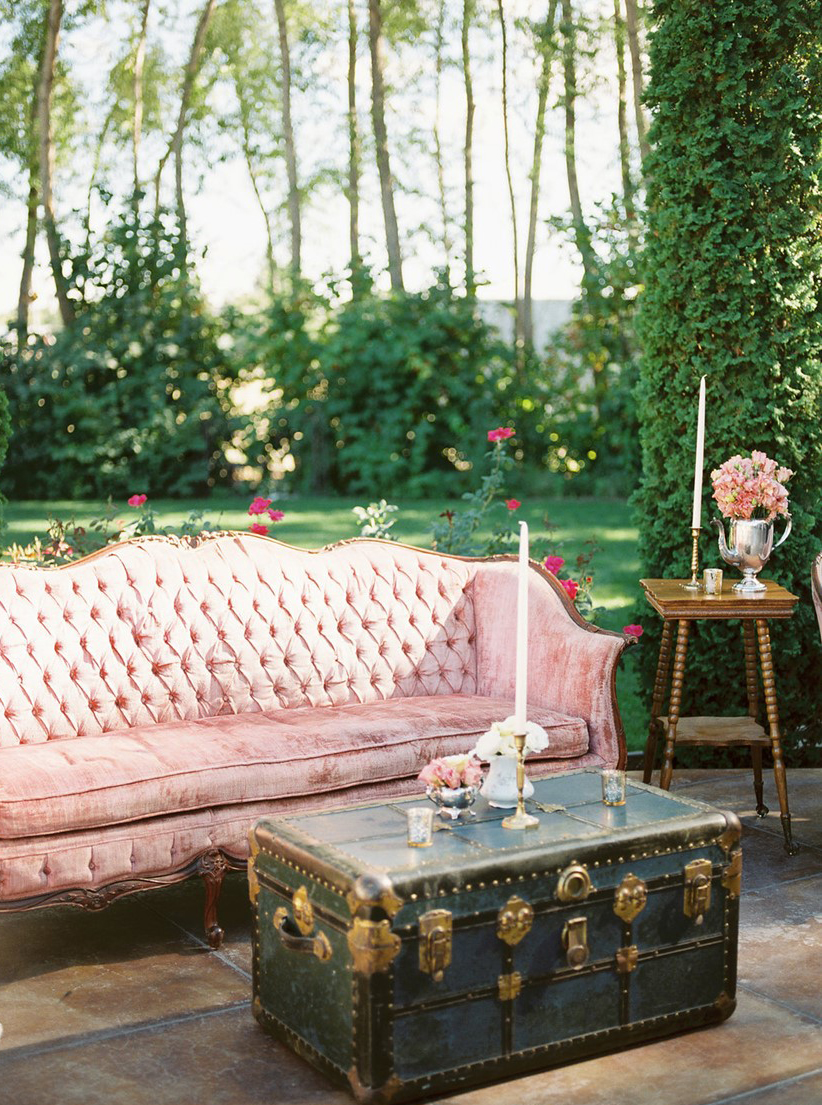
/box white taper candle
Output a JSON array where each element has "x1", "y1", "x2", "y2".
[
  {"x1": 691, "y1": 375, "x2": 707, "y2": 529},
  {"x1": 514, "y1": 520, "x2": 529, "y2": 733}
]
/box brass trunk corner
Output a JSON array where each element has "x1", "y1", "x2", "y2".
[
  {"x1": 722, "y1": 850, "x2": 742, "y2": 898},
  {"x1": 347, "y1": 917, "x2": 401, "y2": 975}
]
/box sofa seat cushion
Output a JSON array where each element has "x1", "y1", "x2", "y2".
[{"x1": 0, "y1": 694, "x2": 588, "y2": 839}]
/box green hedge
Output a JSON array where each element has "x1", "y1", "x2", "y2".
[{"x1": 635, "y1": 0, "x2": 822, "y2": 745}]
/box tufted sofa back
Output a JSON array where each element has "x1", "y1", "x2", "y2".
[{"x1": 0, "y1": 535, "x2": 479, "y2": 747}]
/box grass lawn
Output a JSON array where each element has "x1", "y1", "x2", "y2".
[{"x1": 3, "y1": 494, "x2": 649, "y2": 751}]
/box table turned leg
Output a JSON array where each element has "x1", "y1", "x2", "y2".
[
  {"x1": 659, "y1": 619, "x2": 690, "y2": 791},
  {"x1": 644, "y1": 619, "x2": 673, "y2": 783},
  {"x1": 743, "y1": 620, "x2": 768, "y2": 817},
  {"x1": 756, "y1": 619, "x2": 799, "y2": 855}
]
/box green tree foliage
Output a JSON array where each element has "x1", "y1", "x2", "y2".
[
  {"x1": 635, "y1": 0, "x2": 822, "y2": 743},
  {"x1": 237, "y1": 276, "x2": 509, "y2": 496},
  {"x1": 1, "y1": 205, "x2": 238, "y2": 498}
]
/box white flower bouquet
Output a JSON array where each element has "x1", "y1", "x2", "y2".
[{"x1": 472, "y1": 715, "x2": 549, "y2": 761}]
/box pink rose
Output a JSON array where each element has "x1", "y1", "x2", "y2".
[
  {"x1": 560, "y1": 578, "x2": 579, "y2": 601},
  {"x1": 249, "y1": 522, "x2": 269, "y2": 535},
  {"x1": 463, "y1": 758, "x2": 484, "y2": 787},
  {"x1": 544, "y1": 555, "x2": 565, "y2": 575},
  {"x1": 623, "y1": 624, "x2": 644, "y2": 638},
  {"x1": 267, "y1": 508, "x2": 285, "y2": 522},
  {"x1": 505, "y1": 498, "x2": 521, "y2": 511},
  {"x1": 127, "y1": 494, "x2": 147, "y2": 508},
  {"x1": 440, "y1": 764, "x2": 462, "y2": 789},
  {"x1": 487, "y1": 426, "x2": 515, "y2": 443},
  {"x1": 417, "y1": 762, "x2": 440, "y2": 785},
  {"x1": 248, "y1": 496, "x2": 273, "y2": 516}
]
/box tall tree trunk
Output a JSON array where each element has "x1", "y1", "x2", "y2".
[
  {"x1": 133, "y1": 0, "x2": 150, "y2": 197},
  {"x1": 624, "y1": 0, "x2": 649, "y2": 162},
  {"x1": 433, "y1": 0, "x2": 451, "y2": 279},
  {"x1": 274, "y1": 0, "x2": 301, "y2": 281},
  {"x1": 614, "y1": 0, "x2": 634, "y2": 216},
  {"x1": 17, "y1": 168, "x2": 38, "y2": 341},
  {"x1": 85, "y1": 108, "x2": 115, "y2": 273},
  {"x1": 36, "y1": 0, "x2": 74, "y2": 328},
  {"x1": 560, "y1": 0, "x2": 596, "y2": 286},
  {"x1": 154, "y1": 0, "x2": 217, "y2": 252},
  {"x1": 238, "y1": 104, "x2": 276, "y2": 293},
  {"x1": 462, "y1": 0, "x2": 475, "y2": 295},
  {"x1": 368, "y1": 0, "x2": 403, "y2": 291},
  {"x1": 523, "y1": 0, "x2": 559, "y2": 350},
  {"x1": 346, "y1": 0, "x2": 361, "y2": 284},
  {"x1": 496, "y1": 0, "x2": 522, "y2": 359}
]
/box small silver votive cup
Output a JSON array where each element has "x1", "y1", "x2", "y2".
[
  {"x1": 602, "y1": 769, "x2": 627, "y2": 807},
  {"x1": 703, "y1": 568, "x2": 723, "y2": 596},
  {"x1": 406, "y1": 806, "x2": 434, "y2": 847}
]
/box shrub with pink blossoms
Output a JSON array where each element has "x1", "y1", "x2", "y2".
[{"x1": 711, "y1": 451, "x2": 792, "y2": 522}]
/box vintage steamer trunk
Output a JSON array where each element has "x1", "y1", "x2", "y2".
[{"x1": 250, "y1": 770, "x2": 741, "y2": 1103}]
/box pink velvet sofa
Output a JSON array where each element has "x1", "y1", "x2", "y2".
[{"x1": 0, "y1": 533, "x2": 629, "y2": 946}]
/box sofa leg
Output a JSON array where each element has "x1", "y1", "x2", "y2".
[{"x1": 198, "y1": 850, "x2": 229, "y2": 949}]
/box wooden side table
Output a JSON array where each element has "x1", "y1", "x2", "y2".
[{"x1": 640, "y1": 577, "x2": 800, "y2": 855}]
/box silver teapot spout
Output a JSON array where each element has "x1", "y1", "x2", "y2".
[{"x1": 711, "y1": 517, "x2": 742, "y2": 565}]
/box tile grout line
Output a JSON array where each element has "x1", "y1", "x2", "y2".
[
  {"x1": 0, "y1": 1000, "x2": 252, "y2": 1063},
  {"x1": 142, "y1": 901, "x2": 253, "y2": 982},
  {"x1": 744, "y1": 869, "x2": 822, "y2": 896},
  {"x1": 705, "y1": 1063, "x2": 822, "y2": 1105},
  {"x1": 736, "y1": 981, "x2": 822, "y2": 1028}
]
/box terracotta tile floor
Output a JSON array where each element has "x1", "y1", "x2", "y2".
[{"x1": 1, "y1": 770, "x2": 821, "y2": 1105}]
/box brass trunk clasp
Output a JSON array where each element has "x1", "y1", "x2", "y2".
[
  {"x1": 614, "y1": 873, "x2": 648, "y2": 923},
  {"x1": 557, "y1": 863, "x2": 593, "y2": 903},
  {"x1": 273, "y1": 894, "x2": 333, "y2": 963},
  {"x1": 683, "y1": 858, "x2": 713, "y2": 925},
  {"x1": 419, "y1": 909, "x2": 452, "y2": 982},
  {"x1": 497, "y1": 896, "x2": 534, "y2": 946},
  {"x1": 562, "y1": 916, "x2": 589, "y2": 970}
]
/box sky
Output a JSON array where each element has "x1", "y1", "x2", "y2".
[{"x1": 0, "y1": 0, "x2": 631, "y2": 326}]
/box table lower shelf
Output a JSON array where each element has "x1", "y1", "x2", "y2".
[{"x1": 656, "y1": 715, "x2": 771, "y2": 748}]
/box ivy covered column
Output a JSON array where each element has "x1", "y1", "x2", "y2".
[{"x1": 635, "y1": 1, "x2": 822, "y2": 743}]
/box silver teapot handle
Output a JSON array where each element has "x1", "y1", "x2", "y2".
[{"x1": 773, "y1": 512, "x2": 792, "y2": 550}]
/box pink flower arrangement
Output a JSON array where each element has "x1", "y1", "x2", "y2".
[
  {"x1": 418, "y1": 754, "x2": 484, "y2": 790},
  {"x1": 127, "y1": 493, "x2": 147, "y2": 508},
  {"x1": 505, "y1": 498, "x2": 521, "y2": 511},
  {"x1": 544, "y1": 555, "x2": 565, "y2": 575},
  {"x1": 487, "y1": 426, "x2": 515, "y2": 443},
  {"x1": 623, "y1": 624, "x2": 644, "y2": 638},
  {"x1": 560, "y1": 578, "x2": 579, "y2": 600},
  {"x1": 711, "y1": 451, "x2": 792, "y2": 522}
]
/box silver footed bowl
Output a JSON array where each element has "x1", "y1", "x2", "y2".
[{"x1": 426, "y1": 783, "x2": 481, "y2": 820}]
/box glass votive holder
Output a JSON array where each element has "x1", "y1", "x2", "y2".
[
  {"x1": 703, "y1": 568, "x2": 723, "y2": 596},
  {"x1": 601, "y1": 769, "x2": 627, "y2": 807},
  {"x1": 406, "y1": 806, "x2": 435, "y2": 848}
]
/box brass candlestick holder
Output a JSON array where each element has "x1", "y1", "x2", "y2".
[
  {"x1": 501, "y1": 731, "x2": 539, "y2": 830},
  {"x1": 681, "y1": 526, "x2": 703, "y2": 591}
]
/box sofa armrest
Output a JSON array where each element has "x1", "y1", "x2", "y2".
[{"x1": 472, "y1": 560, "x2": 630, "y2": 768}]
